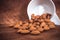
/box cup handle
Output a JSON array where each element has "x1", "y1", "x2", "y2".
[{"x1": 51, "y1": 13, "x2": 60, "y2": 25}]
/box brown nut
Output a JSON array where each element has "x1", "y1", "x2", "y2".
[
  {"x1": 34, "y1": 18, "x2": 38, "y2": 22},
  {"x1": 42, "y1": 13, "x2": 51, "y2": 19},
  {"x1": 32, "y1": 16, "x2": 36, "y2": 20},
  {"x1": 31, "y1": 14, "x2": 36, "y2": 20},
  {"x1": 38, "y1": 27, "x2": 44, "y2": 32},
  {"x1": 17, "y1": 29, "x2": 30, "y2": 34},
  {"x1": 44, "y1": 19, "x2": 50, "y2": 22},
  {"x1": 39, "y1": 16, "x2": 42, "y2": 19},
  {"x1": 40, "y1": 19, "x2": 44, "y2": 22},
  {"x1": 31, "y1": 30, "x2": 40, "y2": 35},
  {"x1": 36, "y1": 26, "x2": 40, "y2": 28},
  {"x1": 47, "y1": 13, "x2": 51, "y2": 19},
  {"x1": 14, "y1": 13, "x2": 55, "y2": 35},
  {"x1": 23, "y1": 22, "x2": 29, "y2": 26},
  {"x1": 48, "y1": 22, "x2": 55, "y2": 25},
  {"x1": 40, "y1": 22, "x2": 46, "y2": 27},
  {"x1": 49, "y1": 24, "x2": 55, "y2": 28},
  {"x1": 14, "y1": 26, "x2": 20, "y2": 29},
  {"x1": 44, "y1": 25, "x2": 50, "y2": 30},
  {"x1": 29, "y1": 20, "x2": 33, "y2": 23},
  {"x1": 42, "y1": 13, "x2": 47, "y2": 19},
  {"x1": 19, "y1": 21, "x2": 23, "y2": 25},
  {"x1": 31, "y1": 14, "x2": 35, "y2": 17},
  {"x1": 35, "y1": 15, "x2": 40, "y2": 19},
  {"x1": 29, "y1": 23, "x2": 33, "y2": 27},
  {"x1": 29, "y1": 26, "x2": 36, "y2": 31},
  {"x1": 14, "y1": 22, "x2": 20, "y2": 29},
  {"x1": 36, "y1": 22, "x2": 40, "y2": 25},
  {"x1": 19, "y1": 25, "x2": 29, "y2": 30},
  {"x1": 17, "y1": 29, "x2": 22, "y2": 33}
]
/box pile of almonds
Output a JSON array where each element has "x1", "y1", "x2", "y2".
[{"x1": 13, "y1": 13, "x2": 56, "y2": 35}]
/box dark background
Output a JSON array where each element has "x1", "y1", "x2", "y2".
[
  {"x1": 0, "y1": 0, "x2": 60, "y2": 26},
  {"x1": 0, "y1": 0, "x2": 60, "y2": 40},
  {"x1": 0, "y1": 0, "x2": 30, "y2": 26}
]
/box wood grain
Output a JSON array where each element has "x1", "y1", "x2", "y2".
[{"x1": 0, "y1": 24, "x2": 60, "y2": 40}]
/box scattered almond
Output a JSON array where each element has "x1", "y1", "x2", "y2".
[{"x1": 12, "y1": 13, "x2": 56, "y2": 35}]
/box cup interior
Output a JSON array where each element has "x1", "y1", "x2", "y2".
[{"x1": 27, "y1": 0, "x2": 55, "y2": 19}]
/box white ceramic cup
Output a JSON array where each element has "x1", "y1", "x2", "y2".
[{"x1": 27, "y1": 0, "x2": 60, "y2": 25}]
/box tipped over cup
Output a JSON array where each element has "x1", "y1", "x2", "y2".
[{"x1": 27, "y1": 0, "x2": 60, "y2": 25}]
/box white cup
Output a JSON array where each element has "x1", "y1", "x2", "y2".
[{"x1": 27, "y1": 0, "x2": 60, "y2": 25}]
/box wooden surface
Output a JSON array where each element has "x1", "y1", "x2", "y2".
[
  {"x1": 0, "y1": 25, "x2": 60, "y2": 40},
  {"x1": 0, "y1": 0, "x2": 60, "y2": 40}
]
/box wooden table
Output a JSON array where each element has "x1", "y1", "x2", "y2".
[
  {"x1": 0, "y1": 25, "x2": 60, "y2": 40},
  {"x1": 0, "y1": 0, "x2": 60, "y2": 40}
]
